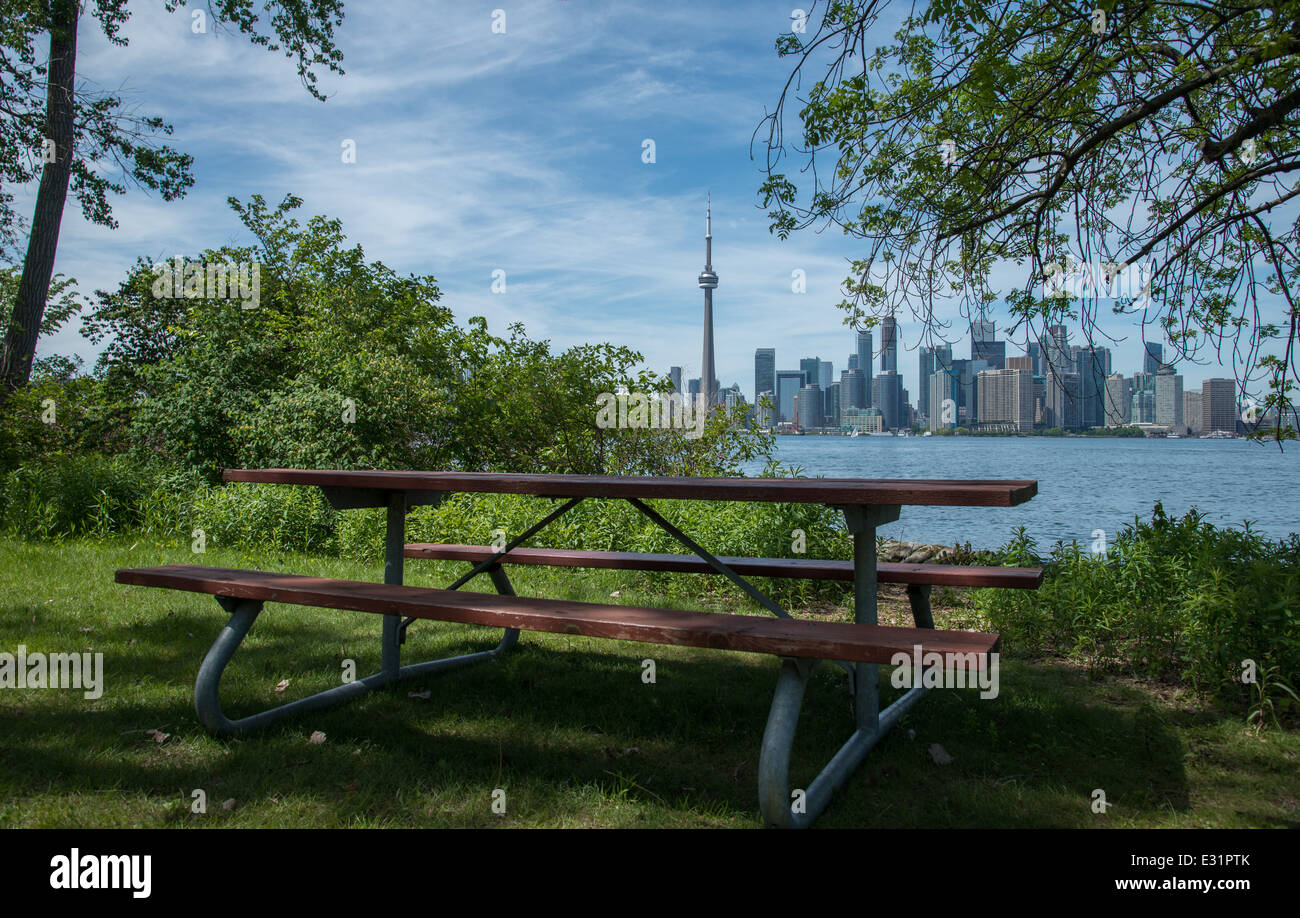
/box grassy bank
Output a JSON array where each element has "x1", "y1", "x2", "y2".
[{"x1": 1, "y1": 536, "x2": 1297, "y2": 828}]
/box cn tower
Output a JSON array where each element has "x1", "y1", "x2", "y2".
[{"x1": 697, "y1": 193, "x2": 719, "y2": 406}]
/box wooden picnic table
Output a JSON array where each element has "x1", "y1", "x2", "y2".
[{"x1": 118, "y1": 469, "x2": 1038, "y2": 827}]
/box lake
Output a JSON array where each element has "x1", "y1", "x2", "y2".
[{"x1": 741, "y1": 435, "x2": 1300, "y2": 549}]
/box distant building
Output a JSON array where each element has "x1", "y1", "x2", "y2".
[
  {"x1": 928, "y1": 368, "x2": 959, "y2": 432},
  {"x1": 755, "y1": 390, "x2": 775, "y2": 428},
  {"x1": 1202, "y1": 378, "x2": 1237, "y2": 434},
  {"x1": 843, "y1": 407, "x2": 884, "y2": 434},
  {"x1": 872, "y1": 371, "x2": 904, "y2": 430},
  {"x1": 669, "y1": 366, "x2": 682, "y2": 392},
  {"x1": 856, "y1": 329, "x2": 873, "y2": 401},
  {"x1": 1104, "y1": 373, "x2": 1131, "y2": 426},
  {"x1": 1184, "y1": 391, "x2": 1203, "y2": 435},
  {"x1": 776, "y1": 370, "x2": 804, "y2": 423},
  {"x1": 1143, "y1": 342, "x2": 1163, "y2": 375},
  {"x1": 1046, "y1": 368, "x2": 1081, "y2": 429},
  {"x1": 825, "y1": 382, "x2": 841, "y2": 428},
  {"x1": 840, "y1": 368, "x2": 867, "y2": 411},
  {"x1": 971, "y1": 319, "x2": 1005, "y2": 369},
  {"x1": 819, "y1": 360, "x2": 834, "y2": 390},
  {"x1": 919, "y1": 345, "x2": 953, "y2": 423},
  {"x1": 1072, "y1": 346, "x2": 1111, "y2": 427},
  {"x1": 753, "y1": 349, "x2": 774, "y2": 407},
  {"x1": 1006, "y1": 356, "x2": 1033, "y2": 371},
  {"x1": 799, "y1": 357, "x2": 821, "y2": 387},
  {"x1": 796, "y1": 383, "x2": 823, "y2": 430},
  {"x1": 880, "y1": 317, "x2": 898, "y2": 374},
  {"x1": 1155, "y1": 374, "x2": 1184, "y2": 430},
  {"x1": 977, "y1": 368, "x2": 1034, "y2": 432}
]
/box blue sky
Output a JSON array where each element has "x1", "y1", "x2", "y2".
[{"x1": 22, "y1": 0, "x2": 1276, "y2": 402}]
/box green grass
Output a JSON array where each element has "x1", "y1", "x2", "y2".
[{"x1": 1, "y1": 536, "x2": 1296, "y2": 828}]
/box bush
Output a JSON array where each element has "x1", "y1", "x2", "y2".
[
  {"x1": 0, "y1": 454, "x2": 187, "y2": 540},
  {"x1": 973, "y1": 503, "x2": 1300, "y2": 707},
  {"x1": 189, "y1": 482, "x2": 339, "y2": 555}
]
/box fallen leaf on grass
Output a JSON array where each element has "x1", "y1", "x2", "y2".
[
  {"x1": 929, "y1": 743, "x2": 953, "y2": 765},
  {"x1": 274, "y1": 679, "x2": 290, "y2": 693},
  {"x1": 308, "y1": 731, "x2": 326, "y2": 745},
  {"x1": 221, "y1": 799, "x2": 236, "y2": 811}
]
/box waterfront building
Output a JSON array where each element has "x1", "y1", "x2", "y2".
[
  {"x1": 1046, "y1": 368, "x2": 1081, "y2": 429},
  {"x1": 1184, "y1": 391, "x2": 1203, "y2": 435},
  {"x1": 928, "y1": 368, "x2": 959, "y2": 432},
  {"x1": 1104, "y1": 373, "x2": 1131, "y2": 426},
  {"x1": 872, "y1": 371, "x2": 904, "y2": 430},
  {"x1": 856, "y1": 329, "x2": 873, "y2": 401},
  {"x1": 754, "y1": 349, "x2": 775, "y2": 408},
  {"x1": 776, "y1": 370, "x2": 804, "y2": 423},
  {"x1": 800, "y1": 357, "x2": 821, "y2": 387},
  {"x1": 843, "y1": 407, "x2": 885, "y2": 433},
  {"x1": 1202, "y1": 378, "x2": 1237, "y2": 434},
  {"x1": 819, "y1": 360, "x2": 834, "y2": 390},
  {"x1": 840, "y1": 368, "x2": 867, "y2": 411},
  {"x1": 977, "y1": 367, "x2": 1034, "y2": 432},
  {"x1": 1143, "y1": 341, "x2": 1164, "y2": 376},
  {"x1": 919, "y1": 344, "x2": 953, "y2": 423},
  {"x1": 825, "y1": 382, "x2": 841, "y2": 428},
  {"x1": 797, "y1": 383, "x2": 823, "y2": 431},
  {"x1": 1155, "y1": 373, "x2": 1184, "y2": 430}
]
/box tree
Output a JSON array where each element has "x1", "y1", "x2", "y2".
[
  {"x1": 757, "y1": 0, "x2": 1300, "y2": 439},
  {"x1": 0, "y1": 0, "x2": 345, "y2": 397}
]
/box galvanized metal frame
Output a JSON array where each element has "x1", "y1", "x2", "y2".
[{"x1": 192, "y1": 490, "x2": 520, "y2": 737}]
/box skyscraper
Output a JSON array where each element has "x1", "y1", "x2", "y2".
[
  {"x1": 872, "y1": 371, "x2": 903, "y2": 430},
  {"x1": 754, "y1": 349, "x2": 775, "y2": 411},
  {"x1": 855, "y1": 329, "x2": 873, "y2": 402},
  {"x1": 880, "y1": 316, "x2": 898, "y2": 374},
  {"x1": 819, "y1": 360, "x2": 834, "y2": 390},
  {"x1": 977, "y1": 368, "x2": 1034, "y2": 432},
  {"x1": 669, "y1": 366, "x2": 682, "y2": 393},
  {"x1": 1155, "y1": 374, "x2": 1184, "y2": 429},
  {"x1": 1104, "y1": 373, "x2": 1131, "y2": 426},
  {"x1": 840, "y1": 368, "x2": 867, "y2": 411},
  {"x1": 697, "y1": 194, "x2": 720, "y2": 406},
  {"x1": 1143, "y1": 342, "x2": 1164, "y2": 376},
  {"x1": 800, "y1": 357, "x2": 821, "y2": 386},
  {"x1": 919, "y1": 344, "x2": 952, "y2": 422},
  {"x1": 971, "y1": 314, "x2": 1005, "y2": 369},
  {"x1": 1202, "y1": 378, "x2": 1237, "y2": 433}
]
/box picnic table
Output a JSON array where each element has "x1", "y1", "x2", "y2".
[{"x1": 116, "y1": 470, "x2": 1039, "y2": 828}]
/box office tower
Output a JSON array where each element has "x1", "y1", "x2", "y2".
[
  {"x1": 826, "y1": 382, "x2": 841, "y2": 428},
  {"x1": 1143, "y1": 342, "x2": 1164, "y2": 376},
  {"x1": 1073, "y1": 346, "x2": 1111, "y2": 427},
  {"x1": 1184, "y1": 391, "x2": 1203, "y2": 435},
  {"x1": 688, "y1": 378, "x2": 701, "y2": 397},
  {"x1": 1130, "y1": 373, "x2": 1156, "y2": 424},
  {"x1": 776, "y1": 370, "x2": 804, "y2": 423},
  {"x1": 754, "y1": 349, "x2": 775, "y2": 409},
  {"x1": 928, "y1": 368, "x2": 959, "y2": 432},
  {"x1": 1006, "y1": 356, "x2": 1033, "y2": 371},
  {"x1": 697, "y1": 195, "x2": 720, "y2": 406},
  {"x1": 723, "y1": 386, "x2": 742, "y2": 411},
  {"x1": 669, "y1": 366, "x2": 682, "y2": 392},
  {"x1": 951, "y1": 358, "x2": 987, "y2": 424},
  {"x1": 919, "y1": 345, "x2": 952, "y2": 422},
  {"x1": 1155, "y1": 374, "x2": 1184, "y2": 429},
  {"x1": 847, "y1": 353, "x2": 859, "y2": 371},
  {"x1": 819, "y1": 360, "x2": 834, "y2": 390},
  {"x1": 872, "y1": 371, "x2": 903, "y2": 430},
  {"x1": 855, "y1": 329, "x2": 872, "y2": 387},
  {"x1": 1202, "y1": 378, "x2": 1237, "y2": 433},
  {"x1": 880, "y1": 316, "x2": 898, "y2": 373},
  {"x1": 1104, "y1": 373, "x2": 1131, "y2": 426},
  {"x1": 840, "y1": 368, "x2": 867, "y2": 411},
  {"x1": 971, "y1": 316, "x2": 1005, "y2": 369},
  {"x1": 799, "y1": 357, "x2": 821, "y2": 386},
  {"x1": 1046, "y1": 368, "x2": 1081, "y2": 429},
  {"x1": 1026, "y1": 341, "x2": 1042, "y2": 376},
  {"x1": 977, "y1": 368, "x2": 1035, "y2": 432},
  {"x1": 1044, "y1": 324, "x2": 1072, "y2": 375},
  {"x1": 797, "y1": 384, "x2": 823, "y2": 430}
]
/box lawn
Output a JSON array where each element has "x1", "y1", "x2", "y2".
[{"x1": 1, "y1": 536, "x2": 1296, "y2": 828}]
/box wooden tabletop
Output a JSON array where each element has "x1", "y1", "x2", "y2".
[{"x1": 224, "y1": 469, "x2": 1037, "y2": 507}]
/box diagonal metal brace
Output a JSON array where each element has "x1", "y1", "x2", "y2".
[{"x1": 399, "y1": 496, "x2": 585, "y2": 643}]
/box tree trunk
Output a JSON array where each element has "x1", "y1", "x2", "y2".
[{"x1": 0, "y1": 0, "x2": 79, "y2": 397}]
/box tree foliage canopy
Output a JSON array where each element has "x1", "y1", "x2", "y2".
[{"x1": 757, "y1": 0, "x2": 1300, "y2": 433}]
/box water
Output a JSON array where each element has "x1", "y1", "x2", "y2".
[{"x1": 741, "y1": 436, "x2": 1300, "y2": 549}]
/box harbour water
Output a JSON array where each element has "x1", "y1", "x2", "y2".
[{"x1": 741, "y1": 435, "x2": 1300, "y2": 549}]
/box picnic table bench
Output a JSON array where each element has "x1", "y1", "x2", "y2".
[{"x1": 116, "y1": 470, "x2": 1039, "y2": 828}]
